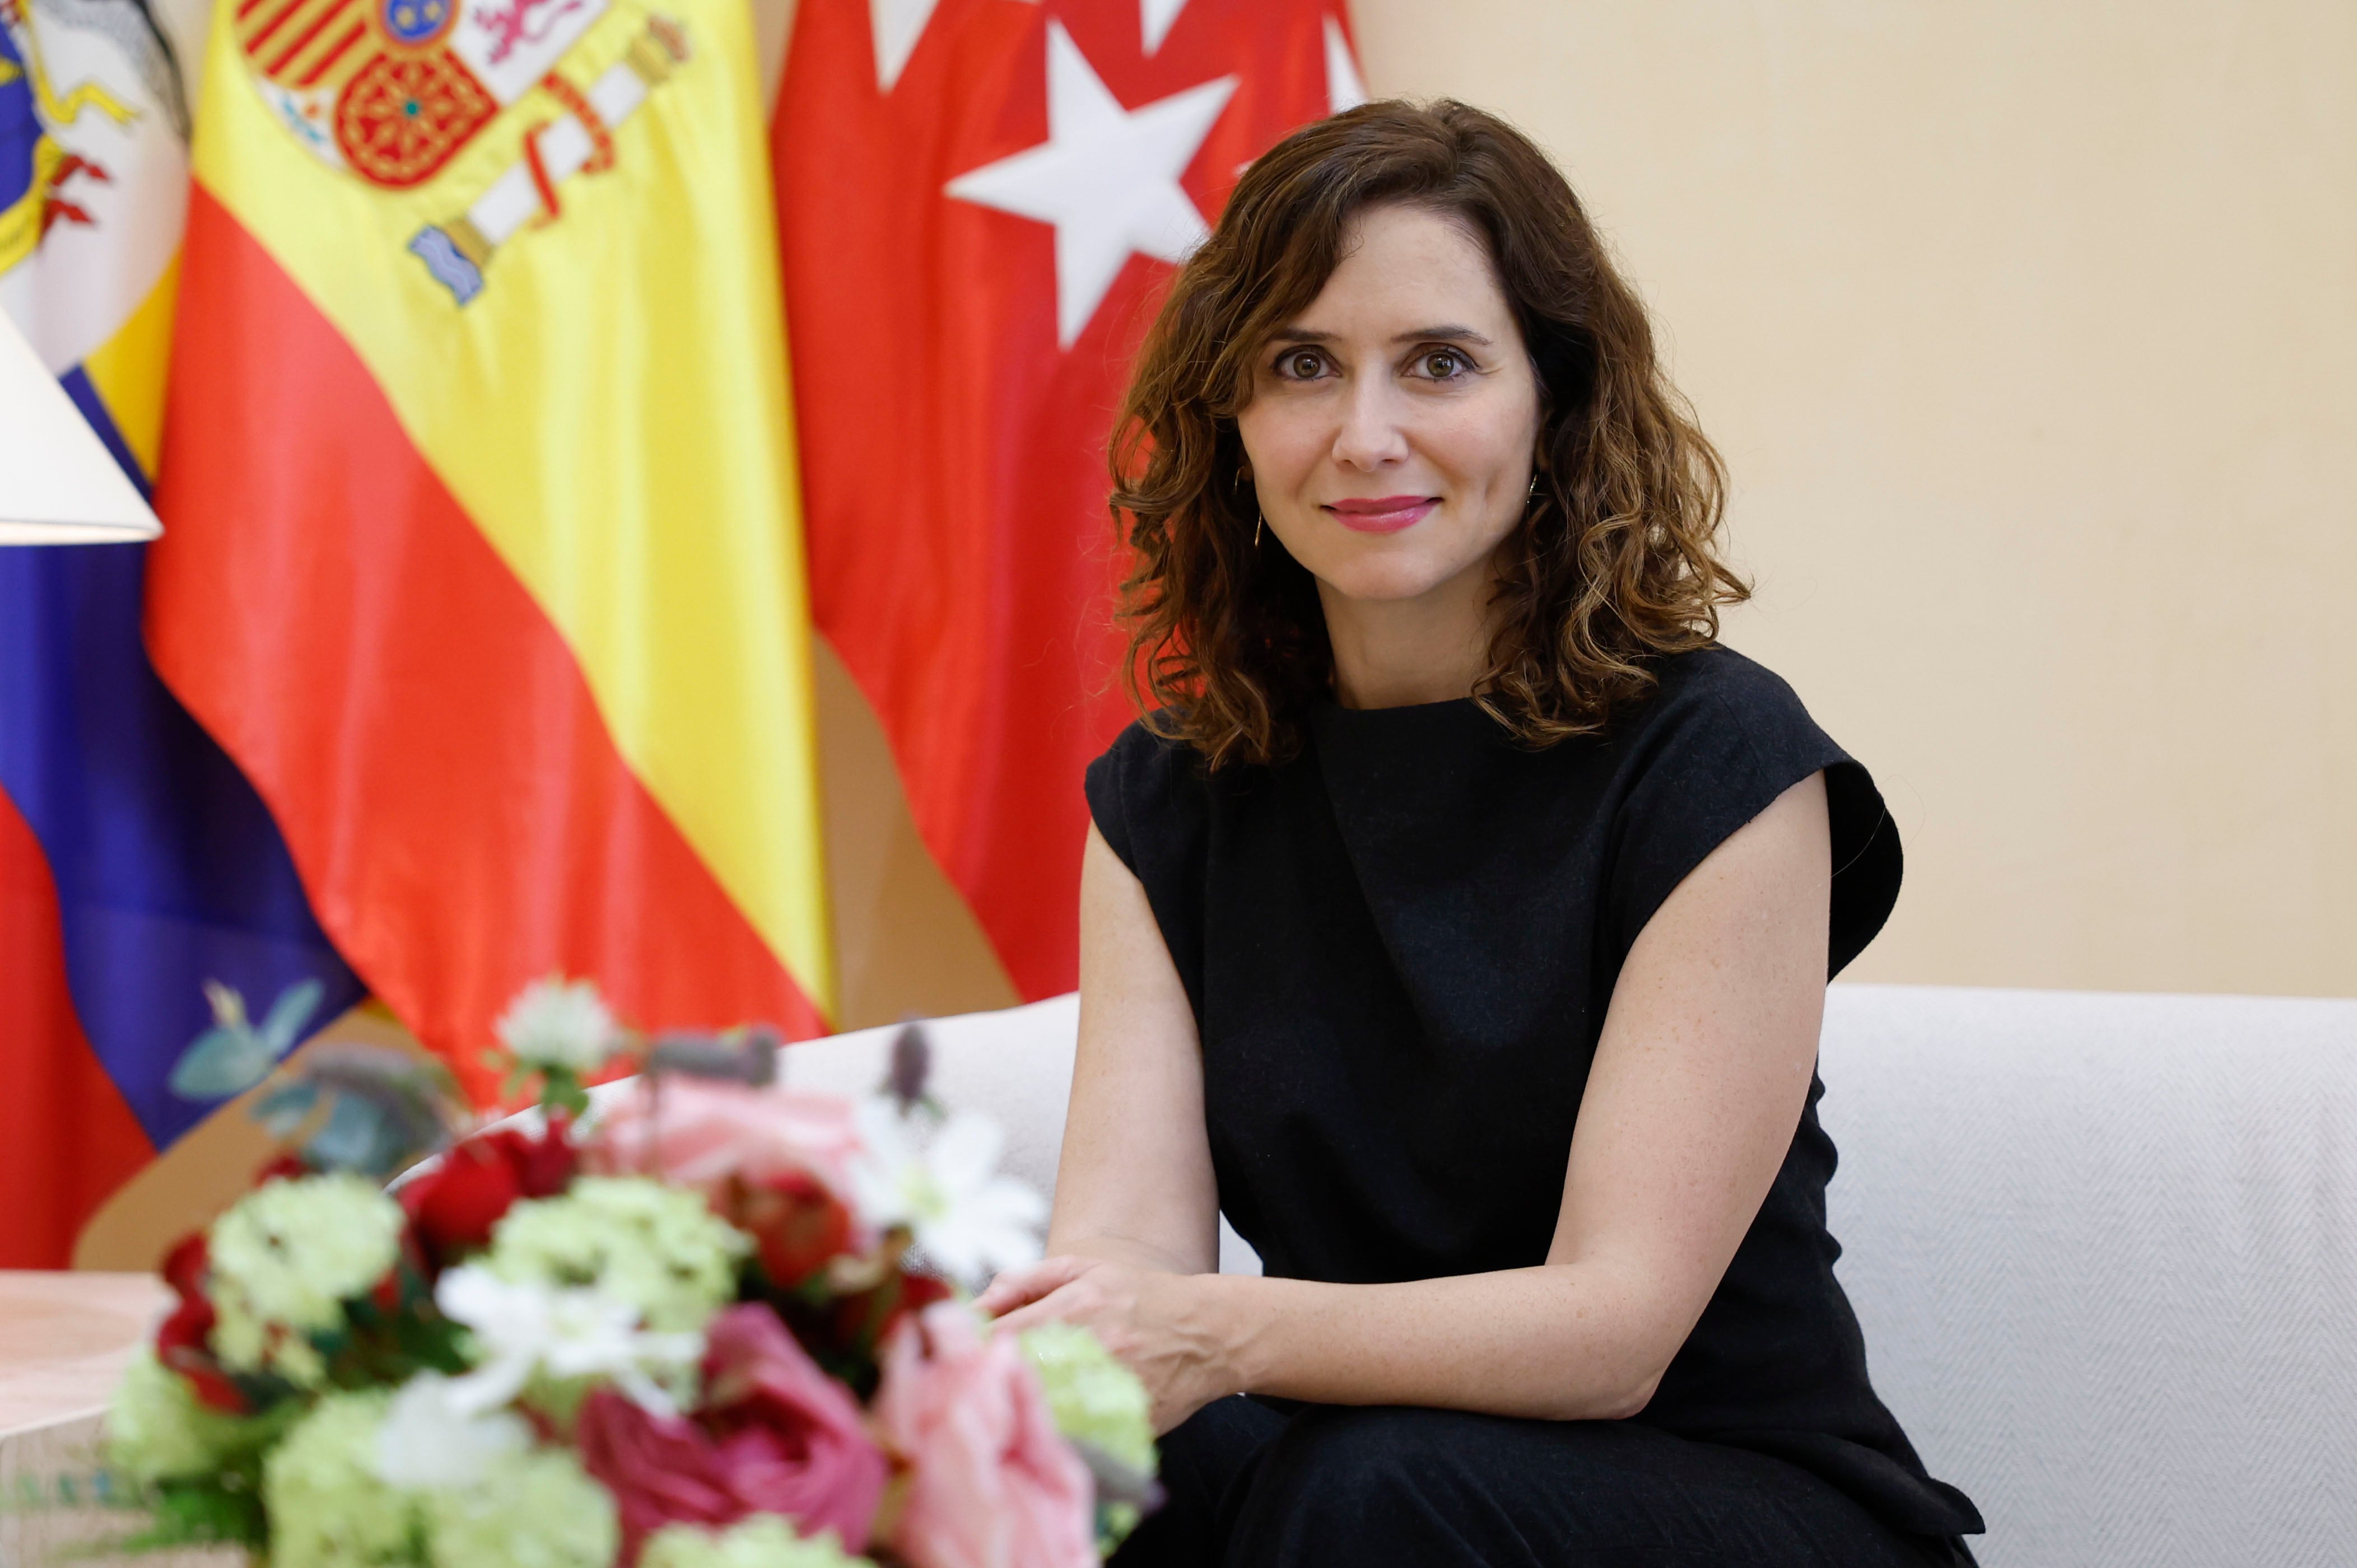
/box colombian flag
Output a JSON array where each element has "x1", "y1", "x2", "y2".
[
  {"x1": 148, "y1": 0, "x2": 832, "y2": 1097},
  {"x1": 1, "y1": 0, "x2": 364, "y2": 1268}
]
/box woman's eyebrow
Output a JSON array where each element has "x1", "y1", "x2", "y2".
[
  {"x1": 1265, "y1": 325, "x2": 1494, "y2": 346},
  {"x1": 1395, "y1": 325, "x2": 1492, "y2": 346}
]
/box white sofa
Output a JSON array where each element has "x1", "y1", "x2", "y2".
[{"x1": 772, "y1": 984, "x2": 2357, "y2": 1568}]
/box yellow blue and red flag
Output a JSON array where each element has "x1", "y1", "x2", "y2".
[
  {"x1": 0, "y1": 0, "x2": 365, "y2": 1266},
  {"x1": 146, "y1": 0, "x2": 833, "y2": 1097}
]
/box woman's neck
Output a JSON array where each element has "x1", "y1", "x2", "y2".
[{"x1": 1319, "y1": 563, "x2": 1498, "y2": 710}]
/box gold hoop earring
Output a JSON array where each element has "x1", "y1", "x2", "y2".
[{"x1": 1255, "y1": 513, "x2": 1265, "y2": 547}]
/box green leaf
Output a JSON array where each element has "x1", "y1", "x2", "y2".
[
  {"x1": 253, "y1": 1080, "x2": 322, "y2": 1138},
  {"x1": 258, "y1": 978, "x2": 327, "y2": 1058},
  {"x1": 169, "y1": 1027, "x2": 278, "y2": 1101},
  {"x1": 294, "y1": 1046, "x2": 461, "y2": 1175},
  {"x1": 170, "y1": 979, "x2": 326, "y2": 1103},
  {"x1": 543, "y1": 1067, "x2": 591, "y2": 1120},
  {"x1": 304, "y1": 1093, "x2": 400, "y2": 1175}
]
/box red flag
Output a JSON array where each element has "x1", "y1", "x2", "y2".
[{"x1": 776, "y1": 0, "x2": 1364, "y2": 1000}]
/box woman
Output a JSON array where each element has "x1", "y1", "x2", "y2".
[{"x1": 976, "y1": 101, "x2": 1985, "y2": 1567}]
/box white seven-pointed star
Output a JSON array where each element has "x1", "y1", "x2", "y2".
[
  {"x1": 1140, "y1": 0, "x2": 1189, "y2": 54},
  {"x1": 947, "y1": 20, "x2": 1237, "y2": 347},
  {"x1": 1324, "y1": 17, "x2": 1368, "y2": 113},
  {"x1": 870, "y1": 0, "x2": 939, "y2": 91}
]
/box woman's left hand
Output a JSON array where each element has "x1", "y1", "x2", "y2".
[{"x1": 976, "y1": 1254, "x2": 1237, "y2": 1434}]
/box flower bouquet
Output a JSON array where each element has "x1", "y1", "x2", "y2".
[{"x1": 88, "y1": 979, "x2": 1158, "y2": 1568}]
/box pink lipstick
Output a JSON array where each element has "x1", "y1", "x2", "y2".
[{"x1": 1325, "y1": 496, "x2": 1437, "y2": 534}]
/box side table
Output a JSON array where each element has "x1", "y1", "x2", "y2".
[{"x1": 0, "y1": 1270, "x2": 232, "y2": 1567}]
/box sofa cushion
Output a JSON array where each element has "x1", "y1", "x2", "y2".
[{"x1": 1820, "y1": 984, "x2": 2357, "y2": 1567}]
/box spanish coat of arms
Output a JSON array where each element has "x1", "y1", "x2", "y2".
[{"x1": 236, "y1": 0, "x2": 689, "y2": 302}]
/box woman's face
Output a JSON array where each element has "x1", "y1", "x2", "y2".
[{"x1": 1236, "y1": 203, "x2": 1543, "y2": 609}]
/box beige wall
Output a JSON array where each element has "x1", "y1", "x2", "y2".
[{"x1": 1348, "y1": 1, "x2": 2357, "y2": 997}]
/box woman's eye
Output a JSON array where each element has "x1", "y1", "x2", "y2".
[
  {"x1": 1416, "y1": 349, "x2": 1466, "y2": 380},
  {"x1": 1277, "y1": 349, "x2": 1326, "y2": 380}
]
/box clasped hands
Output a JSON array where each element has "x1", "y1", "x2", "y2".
[{"x1": 977, "y1": 1255, "x2": 1236, "y2": 1434}]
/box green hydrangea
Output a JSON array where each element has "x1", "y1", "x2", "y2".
[
  {"x1": 486, "y1": 1176, "x2": 748, "y2": 1333},
  {"x1": 105, "y1": 1346, "x2": 268, "y2": 1483},
  {"x1": 1019, "y1": 1322, "x2": 1155, "y2": 1473},
  {"x1": 210, "y1": 1173, "x2": 406, "y2": 1387},
  {"x1": 422, "y1": 1446, "x2": 617, "y2": 1568},
  {"x1": 263, "y1": 1387, "x2": 618, "y2": 1568},
  {"x1": 262, "y1": 1390, "x2": 422, "y2": 1568},
  {"x1": 640, "y1": 1516, "x2": 873, "y2": 1568}
]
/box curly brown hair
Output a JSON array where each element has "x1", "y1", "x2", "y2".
[{"x1": 1109, "y1": 99, "x2": 1748, "y2": 767}]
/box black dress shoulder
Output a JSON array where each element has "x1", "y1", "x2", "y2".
[{"x1": 1084, "y1": 646, "x2": 1982, "y2": 1542}]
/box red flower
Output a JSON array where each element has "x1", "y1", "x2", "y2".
[
  {"x1": 400, "y1": 1117, "x2": 578, "y2": 1260},
  {"x1": 887, "y1": 1271, "x2": 953, "y2": 1331},
  {"x1": 151, "y1": 1233, "x2": 247, "y2": 1414},
  {"x1": 833, "y1": 1268, "x2": 953, "y2": 1348},
  {"x1": 576, "y1": 1305, "x2": 890, "y2": 1564},
  {"x1": 159, "y1": 1231, "x2": 209, "y2": 1299},
  {"x1": 155, "y1": 1287, "x2": 213, "y2": 1362},
  {"x1": 726, "y1": 1171, "x2": 855, "y2": 1290},
  {"x1": 403, "y1": 1142, "x2": 518, "y2": 1254},
  {"x1": 506, "y1": 1112, "x2": 581, "y2": 1197}
]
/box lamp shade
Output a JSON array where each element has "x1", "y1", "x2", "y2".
[{"x1": 0, "y1": 309, "x2": 162, "y2": 544}]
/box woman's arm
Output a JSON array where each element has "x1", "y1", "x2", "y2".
[
  {"x1": 981, "y1": 773, "x2": 1832, "y2": 1430},
  {"x1": 1041, "y1": 822, "x2": 1223, "y2": 1276}
]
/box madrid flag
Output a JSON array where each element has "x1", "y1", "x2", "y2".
[
  {"x1": 148, "y1": 0, "x2": 834, "y2": 1095},
  {"x1": 775, "y1": 0, "x2": 1365, "y2": 1000}
]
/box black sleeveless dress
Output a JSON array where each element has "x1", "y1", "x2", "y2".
[{"x1": 1084, "y1": 647, "x2": 1983, "y2": 1567}]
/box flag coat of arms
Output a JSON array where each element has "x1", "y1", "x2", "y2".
[
  {"x1": 1, "y1": 0, "x2": 366, "y2": 1267},
  {"x1": 774, "y1": 0, "x2": 1364, "y2": 1001},
  {"x1": 148, "y1": 0, "x2": 834, "y2": 1098}
]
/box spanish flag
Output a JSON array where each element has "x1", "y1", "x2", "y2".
[{"x1": 148, "y1": 0, "x2": 831, "y2": 1096}]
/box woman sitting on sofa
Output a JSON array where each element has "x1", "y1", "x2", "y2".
[{"x1": 975, "y1": 100, "x2": 1984, "y2": 1568}]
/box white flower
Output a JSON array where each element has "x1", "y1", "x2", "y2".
[
  {"x1": 495, "y1": 977, "x2": 619, "y2": 1074},
  {"x1": 434, "y1": 1264, "x2": 704, "y2": 1418},
  {"x1": 372, "y1": 1372, "x2": 532, "y2": 1490},
  {"x1": 848, "y1": 1097, "x2": 1046, "y2": 1286}
]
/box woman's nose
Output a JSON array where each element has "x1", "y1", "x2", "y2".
[{"x1": 1330, "y1": 379, "x2": 1410, "y2": 471}]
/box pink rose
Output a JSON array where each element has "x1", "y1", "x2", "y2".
[
  {"x1": 873, "y1": 1301, "x2": 1097, "y2": 1568},
  {"x1": 577, "y1": 1305, "x2": 889, "y2": 1563},
  {"x1": 575, "y1": 1390, "x2": 741, "y2": 1564},
  {"x1": 588, "y1": 1079, "x2": 866, "y2": 1201},
  {"x1": 701, "y1": 1306, "x2": 889, "y2": 1545}
]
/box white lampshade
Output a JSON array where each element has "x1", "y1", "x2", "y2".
[{"x1": 0, "y1": 308, "x2": 162, "y2": 544}]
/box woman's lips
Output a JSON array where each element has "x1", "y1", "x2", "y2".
[{"x1": 1324, "y1": 496, "x2": 1437, "y2": 534}]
